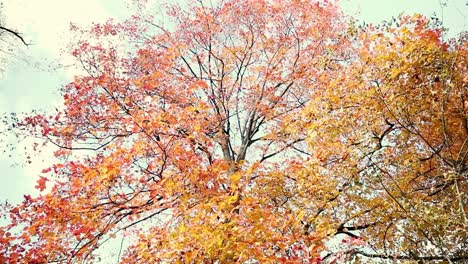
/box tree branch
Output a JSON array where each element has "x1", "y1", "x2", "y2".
[
  {"x1": 353, "y1": 250, "x2": 468, "y2": 262},
  {"x1": 0, "y1": 26, "x2": 28, "y2": 46}
]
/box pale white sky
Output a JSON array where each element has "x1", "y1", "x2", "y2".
[{"x1": 0, "y1": 0, "x2": 466, "y2": 205}]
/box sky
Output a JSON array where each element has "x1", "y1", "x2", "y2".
[{"x1": 0, "y1": 0, "x2": 466, "y2": 205}]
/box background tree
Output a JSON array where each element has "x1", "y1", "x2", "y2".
[
  {"x1": 0, "y1": 2, "x2": 28, "y2": 75},
  {"x1": 0, "y1": 0, "x2": 466, "y2": 263}
]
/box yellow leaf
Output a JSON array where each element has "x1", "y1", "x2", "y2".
[
  {"x1": 227, "y1": 194, "x2": 238, "y2": 205},
  {"x1": 229, "y1": 172, "x2": 242, "y2": 189}
]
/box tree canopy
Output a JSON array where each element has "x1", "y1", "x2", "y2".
[{"x1": 0, "y1": 0, "x2": 466, "y2": 263}]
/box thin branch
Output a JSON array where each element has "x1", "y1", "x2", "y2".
[{"x1": 117, "y1": 236, "x2": 124, "y2": 264}]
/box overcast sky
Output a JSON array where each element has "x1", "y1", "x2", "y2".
[{"x1": 0, "y1": 0, "x2": 466, "y2": 205}]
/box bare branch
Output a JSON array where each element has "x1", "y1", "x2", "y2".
[{"x1": 0, "y1": 26, "x2": 28, "y2": 46}]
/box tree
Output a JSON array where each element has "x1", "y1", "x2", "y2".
[{"x1": 0, "y1": 0, "x2": 466, "y2": 263}]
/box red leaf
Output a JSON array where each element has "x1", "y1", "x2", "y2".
[
  {"x1": 35, "y1": 176, "x2": 48, "y2": 191},
  {"x1": 41, "y1": 167, "x2": 52, "y2": 173},
  {"x1": 23, "y1": 195, "x2": 32, "y2": 202}
]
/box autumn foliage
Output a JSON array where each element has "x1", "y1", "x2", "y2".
[{"x1": 1, "y1": 0, "x2": 467, "y2": 263}]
